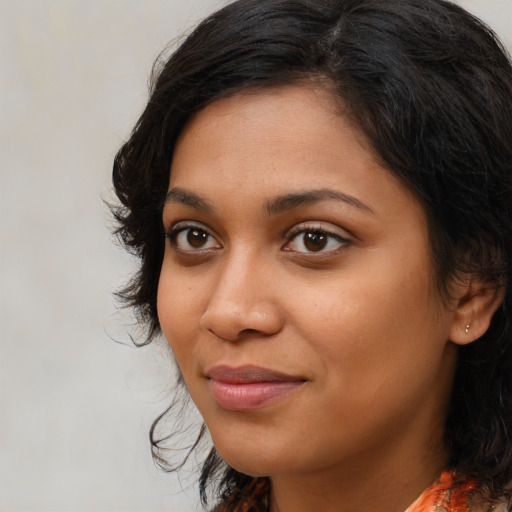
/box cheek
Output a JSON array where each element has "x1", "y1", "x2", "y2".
[
  {"x1": 156, "y1": 264, "x2": 203, "y2": 370},
  {"x1": 292, "y1": 253, "x2": 446, "y2": 385}
]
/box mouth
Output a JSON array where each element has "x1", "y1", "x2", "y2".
[{"x1": 206, "y1": 365, "x2": 307, "y2": 412}]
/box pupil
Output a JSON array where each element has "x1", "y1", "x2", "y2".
[
  {"x1": 187, "y1": 229, "x2": 208, "y2": 248},
  {"x1": 304, "y1": 232, "x2": 327, "y2": 252}
]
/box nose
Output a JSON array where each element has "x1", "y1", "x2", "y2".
[{"x1": 199, "y1": 250, "x2": 284, "y2": 342}]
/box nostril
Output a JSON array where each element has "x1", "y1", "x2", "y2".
[
  {"x1": 241, "y1": 328, "x2": 261, "y2": 336},
  {"x1": 207, "y1": 327, "x2": 273, "y2": 343}
]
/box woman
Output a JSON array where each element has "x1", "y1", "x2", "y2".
[{"x1": 112, "y1": 0, "x2": 512, "y2": 510}]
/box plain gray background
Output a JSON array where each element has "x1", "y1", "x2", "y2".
[{"x1": 1, "y1": 1, "x2": 511, "y2": 511}]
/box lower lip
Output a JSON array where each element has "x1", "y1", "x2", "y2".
[{"x1": 208, "y1": 379, "x2": 305, "y2": 412}]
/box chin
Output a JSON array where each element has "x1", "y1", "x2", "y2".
[{"x1": 213, "y1": 438, "x2": 290, "y2": 477}]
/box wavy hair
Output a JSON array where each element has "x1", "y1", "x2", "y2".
[{"x1": 112, "y1": 0, "x2": 512, "y2": 509}]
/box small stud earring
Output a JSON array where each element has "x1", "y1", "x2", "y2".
[{"x1": 465, "y1": 324, "x2": 470, "y2": 334}]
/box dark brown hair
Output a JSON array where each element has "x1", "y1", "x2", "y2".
[{"x1": 112, "y1": 0, "x2": 512, "y2": 509}]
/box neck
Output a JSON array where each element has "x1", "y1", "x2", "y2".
[{"x1": 269, "y1": 426, "x2": 449, "y2": 512}]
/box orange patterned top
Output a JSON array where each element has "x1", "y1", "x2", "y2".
[
  {"x1": 217, "y1": 470, "x2": 507, "y2": 512},
  {"x1": 406, "y1": 471, "x2": 479, "y2": 512}
]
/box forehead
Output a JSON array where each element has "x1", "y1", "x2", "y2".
[
  {"x1": 173, "y1": 87, "x2": 365, "y2": 181},
  {"x1": 169, "y1": 85, "x2": 417, "y2": 220}
]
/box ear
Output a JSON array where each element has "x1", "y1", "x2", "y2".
[{"x1": 450, "y1": 279, "x2": 505, "y2": 345}]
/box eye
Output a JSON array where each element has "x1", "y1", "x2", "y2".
[
  {"x1": 283, "y1": 225, "x2": 350, "y2": 254},
  {"x1": 166, "y1": 223, "x2": 221, "y2": 252}
]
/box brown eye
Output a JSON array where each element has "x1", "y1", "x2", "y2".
[
  {"x1": 168, "y1": 225, "x2": 221, "y2": 252},
  {"x1": 187, "y1": 229, "x2": 209, "y2": 248},
  {"x1": 284, "y1": 226, "x2": 350, "y2": 255},
  {"x1": 303, "y1": 232, "x2": 328, "y2": 252}
]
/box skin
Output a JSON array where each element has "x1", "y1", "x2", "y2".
[{"x1": 157, "y1": 85, "x2": 474, "y2": 512}]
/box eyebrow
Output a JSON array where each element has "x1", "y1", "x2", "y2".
[
  {"x1": 164, "y1": 187, "x2": 375, "y2": 216},
  {"x1": 265, "y1": 189, "x2": 375, "y2": 216},
  {"x1": 164, "y1": 188, "x2": 216, "y2": 213}
]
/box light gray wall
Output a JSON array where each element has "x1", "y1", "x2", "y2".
[{"x1": 0, "y1": 1, "x2": 510, "y2": 511}]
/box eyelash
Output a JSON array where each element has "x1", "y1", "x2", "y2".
[
  {"x1": 165, "y1": 222, "x2": 220, "y2": 253},
  {"x1": 283, "y1": 224, "x2": 351, "y2": 255},
  {"x1": 164, "y1": 222, "x2": 351, "y2": 256}
]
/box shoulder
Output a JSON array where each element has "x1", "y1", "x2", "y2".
[{"x1": 406, "y1": 470, "x2": 511, "y2": 512}]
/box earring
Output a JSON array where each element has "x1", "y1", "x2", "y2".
[{"x1": 465, "y1": 324, "x2": 470, "y2": 334}]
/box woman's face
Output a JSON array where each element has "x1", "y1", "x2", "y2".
[{"x1": 158, "y1": 85, "x2": 459, "y2": 479}]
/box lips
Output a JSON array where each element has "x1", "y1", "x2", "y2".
[{"x1": 206, "y1": 365, "x2": 306, "y2": 412}]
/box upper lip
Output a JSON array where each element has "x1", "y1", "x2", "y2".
[{"x1": 206, "y1": 365, "x2": 306, "y2": 384}]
